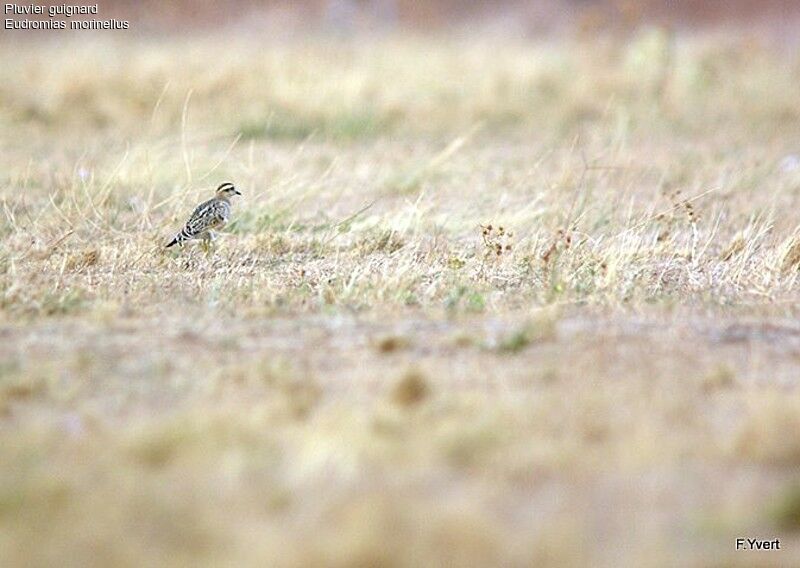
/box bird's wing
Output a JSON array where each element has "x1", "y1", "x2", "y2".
[
  {"x1": 183, "y1": 198, "x2": 227, "y2": 236},
  {"x1": 211, "y1": 201, "x2": 231, "y2": 224}
]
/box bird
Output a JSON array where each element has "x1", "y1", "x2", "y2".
[{"x1": 165, "y1": 182, "x2": 241, "y2": 251}]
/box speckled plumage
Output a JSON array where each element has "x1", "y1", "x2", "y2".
[{"x1": 166, "y1": 182, "x2": 241, "y2": 249}]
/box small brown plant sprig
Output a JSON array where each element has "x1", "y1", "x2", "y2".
[
  {"x1": 541, "y1": 227, "x2": 574, "y2": 265},
  {"x1": 480, "y1": 224, "x2": 514, "y2": 260},
  {"x1": 655, "y1": 187, "x2": 701, "y2": 243},
  {"x1": 668, "y1": 188, "x2": 700, "y2": 225}
]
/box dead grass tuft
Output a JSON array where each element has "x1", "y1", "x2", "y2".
[
  {"x1": 721, "y1": 231, "x2": 745, "y2": 262},
  {"x1": 66, "y1": 248, "x2": 100, "y2": 272},
  {"x1": 733, "y1": 394, "x2": 800, "y2": 465},
  {"x1": 780, "y1": 233, "x2": 800, "y2": 274},
  {"x1": 700, "y1": 364, "x2": 736, "y2": 393},
  {"x1": 390, "y1": 368, "x2": 431, "y2": 407},
  {"x1": 0, "y1": 374, "x2": 47, "y2": 403},
  {"x1": 374, "y1": 334, "x2": 412, "y2": 353},
  {"x1": 495, "y1": 310, "x2": 559, "y2": 353},
  {"x1": 771, "y1": 483, "x2": 800, "y2": 531}
]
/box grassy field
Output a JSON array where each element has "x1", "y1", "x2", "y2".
[{"x1": 3, "y1": 30, "x2": 800, "y2": 566}]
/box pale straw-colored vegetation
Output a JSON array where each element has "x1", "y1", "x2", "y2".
[{"x1": 2, "y1": 31, "x2": 800, "y2": 566}]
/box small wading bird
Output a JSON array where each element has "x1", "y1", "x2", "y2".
[{"x1": 165, "y1": 182, "x2": 241, "y2": 252}]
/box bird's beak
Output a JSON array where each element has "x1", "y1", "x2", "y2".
[{"x1": 234, "y1": 189, "x2": 242, "y2": 195}]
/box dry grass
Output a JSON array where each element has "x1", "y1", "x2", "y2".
[{"x1": 3, "y1": 29, "x2": 800, "y2": 566}]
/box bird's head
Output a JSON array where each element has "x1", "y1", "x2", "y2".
[{"x1": 215, "y1": 182, "x2": 241, "y2": 199}]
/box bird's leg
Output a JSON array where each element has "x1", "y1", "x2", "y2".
[{"x1": 201, "y1": 233, "x2": 211, "y2": 255}]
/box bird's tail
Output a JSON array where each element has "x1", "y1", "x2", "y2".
[
  {"x1": 165, "y1": 232, "x2": 185, "y2": 248},
  {"x1": 165, "y1": 227, "x2": 193, "y2": 248}
]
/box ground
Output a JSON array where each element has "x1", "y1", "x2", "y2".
[{"x1": 2, "y1": 31, "x2": 800, "y2": 566}]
